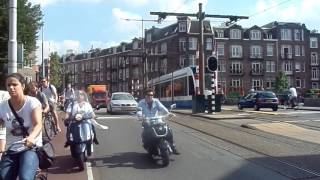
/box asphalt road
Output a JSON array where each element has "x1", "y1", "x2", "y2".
[{"x1": 88, "y1": 111, "x2": 291, "y2": 180}]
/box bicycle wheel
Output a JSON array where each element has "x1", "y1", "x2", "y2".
[{"x1": 43, "y1": 115, "x2": 56, "y2": 141}]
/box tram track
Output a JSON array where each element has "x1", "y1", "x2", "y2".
[{"x1": 171, "y1": 114, "x2": 320, "y2": 179}]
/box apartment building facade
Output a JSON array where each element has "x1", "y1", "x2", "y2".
[{"x1": 62, "y1": 19, "x2": 319, "y2": 98}]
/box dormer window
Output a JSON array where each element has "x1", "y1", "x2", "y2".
[
  {"x1": 230, "y1": 29, "x2": 241, "y2": 39},
  {"x1": 217, "y1": 30, "x2": 224, "y2": 38},
  {"x1": 179, "y1": 21, "x2": 187, "y2": 32},
  {"x1": 133, "y1": 41, "x2": 139, "y2": 49},
  {"x1": 250, "y1": 30, "x2": 261, "y2": 40}
]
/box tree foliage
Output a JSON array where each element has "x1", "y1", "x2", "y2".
[
  {"x1": 275, "y1": 71, "x2": 289, "y2": 93},
  {"x1": 0, "y1": 0, "x2": 43, "y2": 67},
  {"x1": 49, "y1": 52, "x2": 62, "y2": 91}
]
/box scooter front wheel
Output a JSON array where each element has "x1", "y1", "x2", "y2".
[{"x1": 161, "y1": 148, "x2": 170, "y2": 167}]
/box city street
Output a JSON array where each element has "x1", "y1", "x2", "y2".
[{"x1": 49, "y1": 107, "x2": 319, "y2": 180}]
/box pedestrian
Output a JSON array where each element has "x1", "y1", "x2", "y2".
[
  {"x1": 0, "y1": 73, "x2": 42, "y2": 180},
  {"x1": 40, "y1": 77, "x2": 61, "y2": 133}
]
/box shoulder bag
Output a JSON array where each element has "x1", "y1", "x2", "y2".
[{"x1": 8, "y1": 99, "x2": 55, "y2": 169}]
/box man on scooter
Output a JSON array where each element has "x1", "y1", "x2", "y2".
[{"x1": 138, "y1": 88, "x2": 180, "y2": 155}]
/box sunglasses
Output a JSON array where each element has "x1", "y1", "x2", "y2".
[{"x1": 146, "y1": 94, "x2": 154, "y2": 96}]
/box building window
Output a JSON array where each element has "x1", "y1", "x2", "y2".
[
  {"x1": 267, "y1": 44, "x2": 274, "y2": 56},
  {"x1": 281, "y1": 45, "x2": 292, "y2": 59},
  {"x1": 250, "y1": 45, "x2": 262, "y2": 58},
  {"x1": 251, "y1": 62, "x2": 263, "y2": 74},
  {"x1": 296, "y1": 78, "x2": 301, "y2": 88},
  {"x1": 310, "y1": 37, "x2": 318, "y2": 48},
  {"x1": 206, "y1": 38, "x2": 212, "y2": 50},
  {"x1": 160, "y1": 58, "x2": 167, "y2": 74},
  {"x1": 179, "y1": 22, "x2": 187, "y2": 32},
  {"x1": 217, "y1": 43, "x2": 225, "y2": 56},
  {"x1": 312, "y1": 82, "x2": 319, "y2": 89},
  {"x1": 231, "y1": 79, "x2": 243, "y2": 88},
  {"x1": 218, "y1": 60, "x2": 226, "y2": 72},
  {"x1": 311, "y1": 52, "x2": 318, "y2": 65},
  {"x1": 160, "y1": 42, "x2": 167, "y2": 54},
  {"x1": 230, "y1": 45, "x2": 242, "y2": 58},
  {"x1": 133, "y1": 41, "x2": 139, "y2": 49},
  {"x1": 312, "y1": 67, "x2": 319, "y2": 80},
  {"x1": 294, "y1": 29, "x2": 301, "y2": 41},
  {"x1": 230, "y1": 29, "x2": 241, "y2": 39},
  {"x1": 179, "y1": 38, "x2": 186, "y2": 51},
  {"x1": 189, "y1": 37, "x2": 197, "y2": 50},
  {"x1": 188, "y1": 54, "x2": 196, "y2": 66},
  {"x1": 301, "y1": 46, "x2": 305, "y2": 56},
  {"x1": 179, "y1": 55, "x2": 185, "y2": 68},
  {"x1": 294, "y1": 45, "x2": 301, "y2": 56},
  {"x1": 250, "y1": 30, "x2": 261, "y2": 40},
  {"x1": 230, "y1": 61, "x2": 243, "y2": 74},
  {"x1": 146, "y1": 33, "x2": 152, "y2": 43},
  {"x1": 295, "y1": 62, "x2": 301, "y2": 72},
  {"x1": 283, "y1": 61, "x2": 293, "y2": 71},
  {"x1": 252, "y1": 79, "x2": 263, "y2": 89},
  {"x1": 281, "y1": 29, "x2": 292, "y2": 40},
  {"x1": 265, "y1": 78, "x2": 275, "y2": 89},
  {"x1": 217, "y1": 30, "x2": 224, "y2": 38},
  {"x1": 266, "y1": 61, "x2": 275, "y2": 72}
]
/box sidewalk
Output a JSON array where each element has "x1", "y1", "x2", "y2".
[{"x1": 172, "y1": 106, "x2": 320, "y2": 146}]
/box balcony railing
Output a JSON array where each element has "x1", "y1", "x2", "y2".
[
  {"x1": 250, "y1": 53, "x2": 263, "y2": 59},
  {"x1": 229, "y1": 69, "x2": 244, "y2": 75},
  {"x1": 250, "y1": 69, "x2": 264, "y2": 75},
  {"x1": 280, "y1": 53, "x2": 293, "y2": 59}
]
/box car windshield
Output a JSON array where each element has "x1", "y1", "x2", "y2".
[
  {"x1": 259, "y1": 92, "x2": 276, "y2": 98},
  {"x1": 93, "y1": 92, "x2": 106, "y2": 98},
  {"x1": 112, "y1": 94, "x2": 134, "y2": 100}
]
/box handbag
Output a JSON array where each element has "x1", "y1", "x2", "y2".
[{"x1": 8, "y1": 99, "x2": 55, "y2": 169}]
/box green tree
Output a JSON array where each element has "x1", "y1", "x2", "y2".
[
  {"x1": 49, "y1": 52, "x2": 62, "y2": 91},
  {"x1": 0, "y1": 0, "x2": 43, "y2": 82},
  {"x1": 275, "y1": 71, "x2": 289, "y2": 93}
]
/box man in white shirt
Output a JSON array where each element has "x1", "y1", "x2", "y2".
[
  {"x1": 289, "y1": 86, "x2": 298, "y2": 107},
  {"x1": 40, "y1": 77, "x2": 61, "y2": 133}
]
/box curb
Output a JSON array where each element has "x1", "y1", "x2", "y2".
[{"x1": 173, "y1": 110, "x2": 255, "y2": 120}]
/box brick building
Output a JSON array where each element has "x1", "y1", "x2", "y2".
[{"x1": 61, "y1": 18, "x2": 320, "y2": 98}]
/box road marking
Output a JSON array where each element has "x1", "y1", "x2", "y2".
[
  {"x1": 96, "y1": 116, "x2": 121, "y2": 119},
  {"x1": 86, "y1": 161, "x2": 94, "y2": 180},
  {"x1": 245, "y1": 110, "x2": 279, "y2": 115},
  {"x1": 284, "y1": 120, "x2": 310, "y2": 123}
]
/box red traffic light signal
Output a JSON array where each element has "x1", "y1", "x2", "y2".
[{"x1": 207, "y1": 56, "x2": 217, "y2": 72}]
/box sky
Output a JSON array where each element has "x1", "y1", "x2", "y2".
[{"x1": 28, "y1": 0, "x2": 320, "y2": 63}]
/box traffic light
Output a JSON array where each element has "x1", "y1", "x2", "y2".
[{"x1": 207, "y1": 56, "x2": 218, "y2": 72}]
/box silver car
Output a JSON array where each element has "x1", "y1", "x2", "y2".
[{"x1": 107, "y1": 92, "x2": 138, "y2": 114}]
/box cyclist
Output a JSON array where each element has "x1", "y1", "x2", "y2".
[
  {"x1": 63, "y1": 83, "x2": 75, "y2": 111},
  {"x1": 28, "y1": 81, "x2": 49, "y2": 114},
  {"x1": 0, "y1": 73, "x2": 42, "y2": 180},
  {"x1": 40, "y1": 77, "x2": 61, "y2": 133}
]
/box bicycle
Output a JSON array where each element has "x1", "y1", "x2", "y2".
[
  {"x1": 43, "y1": 112, "x2": 57, "y2": 141},
  {"x1": 1, "y1": 140, "x2": 50, "y2": 180}
]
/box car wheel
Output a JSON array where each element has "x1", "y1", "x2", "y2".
[
  {"x1": 238, "y1": 104, "x2": 243, "y2": 110},
  {"x1": 254, "y1": 104, "x2": 260, "y2": 111},
  {"x1": 272, "y1": 107, "x2": 278, "y2": 111}
]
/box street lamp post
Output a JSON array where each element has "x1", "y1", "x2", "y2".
[
  {"x1": 123, "y1": 18, "x2": 158, "y2": 91},
  {"x1": 8, "y1": 0, "x2": 17, "y2": 74}
]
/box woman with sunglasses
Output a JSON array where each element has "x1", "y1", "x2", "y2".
[{"x1": 0, "y1": 73, "x2": 42, "y2": 180}]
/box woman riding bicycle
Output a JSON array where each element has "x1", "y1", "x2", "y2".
[{"x1": 0, "y1": 73, "x2": 43, "y2": 180}]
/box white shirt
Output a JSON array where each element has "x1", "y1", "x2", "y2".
[
  {"x1": 289, "y1": 87, "x2": 297, "y2": 97},
  {"x1": 0, "y1": 96, "x2": 42, "y2": 150},
  {"x1": 66, "y1": 101, "x2": 94, "y2": 118},
  {"x1": 42, "y1": 84, "x2": 57, "y2": 104}
]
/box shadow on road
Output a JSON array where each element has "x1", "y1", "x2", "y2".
[
  {"x1": 48, "y1": 155, "x2": 82, "y2": 174},
  {"x1": 90, "y1": 152, "x2": 173, "y2": 169}
]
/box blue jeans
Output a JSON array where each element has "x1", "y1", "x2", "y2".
[{"x1": 0, "y1": 150, "x2": 39, "y2": 180}]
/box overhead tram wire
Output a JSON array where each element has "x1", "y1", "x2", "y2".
[{"x1": 221, "y1": 0, "x2": 294, "y2": 27}]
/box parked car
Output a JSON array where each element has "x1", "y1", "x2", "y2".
[
  {"x1": 107, "y1": 92, "x2": 138, "y2": 114},
  {"x1": 238, "y1": 91, "x2": 279, "y2": 111}
]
